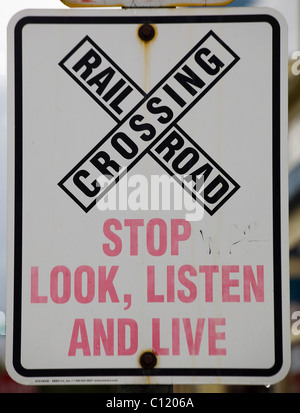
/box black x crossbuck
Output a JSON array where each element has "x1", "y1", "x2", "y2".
[{"x1": 58, "y1": 30, "x2": 240, "y2": 215}]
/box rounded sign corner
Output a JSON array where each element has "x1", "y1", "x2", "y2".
[
  {"x1": 5, "y1": 359, "x2": 31, "y2": 387},
  {"x1": 259, "y1": 7, "x2": 288, "y2": 33},
  {"x1": 7, "y1": 9, "x2": 35, "y2": 33},
  {"x1": 267, "y1": 359, "x2": 291, "y2": 387}
]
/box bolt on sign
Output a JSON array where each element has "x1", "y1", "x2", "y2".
[{"x1": 6, "y1": 7, "x2": 290, "y2": 386}]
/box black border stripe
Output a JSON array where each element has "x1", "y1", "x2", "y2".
[{"x1": 12, "y1": 13, "x2": 283, "y2": 380}]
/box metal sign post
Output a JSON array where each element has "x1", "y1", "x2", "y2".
[
  {"x1": 60, "y1": 0, "x2": 235, "y2": 7},
  {"x1": 6, "y1": 7, "x2": 290, "y2": 386}
]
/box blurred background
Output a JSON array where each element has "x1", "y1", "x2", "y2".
[{"x1": 0, "y1": 0, "x2": 300, "y2": 393}]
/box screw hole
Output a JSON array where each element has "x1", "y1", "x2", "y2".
[
  {"x1": 138, "y1": 24, "x2": 155, "y2": 42},
  {"x1": 140, "y1": 351, "x2": 157, "y2": 369}
]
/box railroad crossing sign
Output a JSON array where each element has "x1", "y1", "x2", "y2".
[
  {"x1": 59, "y1": 30, "x2": 240, "y2": 214},
  {"x1": 6, "y1": 7, "x2": 290, "y2": 386}
]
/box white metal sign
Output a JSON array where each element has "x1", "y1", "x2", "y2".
[{"x1": 6, "y1": 7, "x2": 290, "y2": 386}]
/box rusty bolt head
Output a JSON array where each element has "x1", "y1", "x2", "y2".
[
  {"x1": 138, "y1": 24, "x2": 155, "y2": 42},
  {"x1": 140, "y1": 351, "x2": 157, "y2": 369}
]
